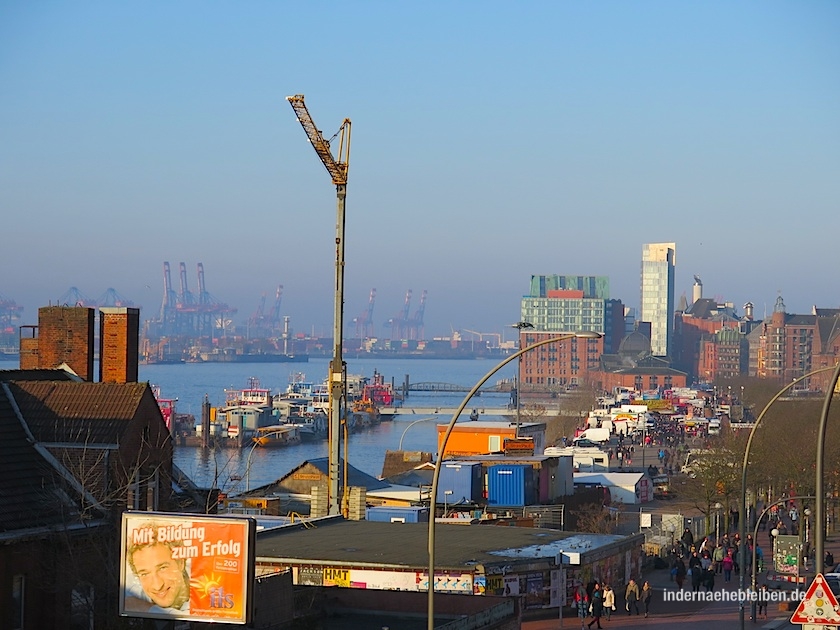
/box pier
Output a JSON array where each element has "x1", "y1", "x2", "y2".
[{"x1": 383, "y1": 406, "x2": 514, "y2": 417}]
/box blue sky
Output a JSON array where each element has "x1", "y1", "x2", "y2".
[{"x1": 2, "y1": 1, "x2": 838, "y2": 339}]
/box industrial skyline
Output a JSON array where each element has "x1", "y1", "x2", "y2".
[{"x1": 2, "y1": 3, "x2": 838, "y2": 336}]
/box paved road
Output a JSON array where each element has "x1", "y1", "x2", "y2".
[{"x1": 523, "y1": 531, "x2": 840, "y2": 630}]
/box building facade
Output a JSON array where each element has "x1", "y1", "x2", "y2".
[
  {"x1": 518, "y1": 275, "x2": 622, "y2": 392},
  {"x1": 640, "y1": 242, "x2": 676, "y2": 357}
]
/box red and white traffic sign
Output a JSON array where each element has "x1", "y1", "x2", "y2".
[{"x1": 791, "y1": 573, "x2": 840, "y2": 625}]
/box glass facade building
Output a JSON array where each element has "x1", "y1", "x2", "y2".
[{"x1": 640, "y1": 243, "x2": 676, "y2": 357}]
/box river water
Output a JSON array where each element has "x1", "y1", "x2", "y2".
[{"x1": 135, "y1": 357, "x2": 518, "y2": 492}]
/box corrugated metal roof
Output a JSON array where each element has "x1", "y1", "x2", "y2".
[
  {"x1": 255, "y1": 518, "x2": 634, "y2": 571},
  {"x1": 8, "y1": 381, "x2": 148, "y2": 443}
]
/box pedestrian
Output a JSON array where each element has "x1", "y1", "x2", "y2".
[
  {"x1": 757, "y1": 584, "x2": 769, "y2": 619},
  {"x1": 602, "y1": 585, "x2": 615, "y2": 620},
  {"x1": 574, "y1": 584, "x2": 589, "y2": 630},
  {"x1": 674, "y1": 556, "x2": 687, "y2": 589},
  {"x1": 587, "y1": 583, "x2": 603, "y2": 629},
  {"x1": 689, "y1": 552, "x2": 703, "y2": 592},
  {"x1": 704, "y1": 566, "x2": 716, "y2": 591},
  {"x1": 681, "y1": 527, "x2": 694, "y2": 550},
  {"x1": 722, "y1": 550, "x2": 735, "y2": 583},
  {"x1": 625, "y1": 578, "x2": 640, "y2": 615},
  {"x1": 713, "y1": 541, "x2": 725, "y2": 573},
  {"x1": 641, "y1": 580, "x2": 653, "y2": 617}
]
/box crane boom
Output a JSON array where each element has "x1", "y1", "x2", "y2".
[{"x1": 286, "y1": 94, "x2": 351, "y2": 186}]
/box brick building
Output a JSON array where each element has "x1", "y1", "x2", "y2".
[{"x1": 0, "y1": 305, "x2": 196, "y2": 629}]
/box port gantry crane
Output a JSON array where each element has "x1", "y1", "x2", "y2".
[
  {"x1": 353, "y1": 288, "x2": 376, "y2": 339},
  {"x1": 287, "y1": 94, "x2": 351, "y2": 517}
]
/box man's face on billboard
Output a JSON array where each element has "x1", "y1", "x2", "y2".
[{"x1": 132, "y1": 543, "x2": 188, "y2": 609}]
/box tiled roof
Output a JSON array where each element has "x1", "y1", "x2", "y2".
[
  {"x1": 8, "y1": 381, "x2": 148, "y2": 443},
  {"x1": 0, "y1": 386, "x2": 86, "y2": 533}
]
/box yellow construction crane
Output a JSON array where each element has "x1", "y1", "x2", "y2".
[
  {"x1": 286, "y1": 94, "x2": 351, "y2": 517},
  {"x1": 286, "y1": 94, "x2": 351, "y2": 186}
]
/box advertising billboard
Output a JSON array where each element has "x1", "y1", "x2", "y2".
[{"x1": 119, "y1": 512, "x2": 255, "y2": 624}]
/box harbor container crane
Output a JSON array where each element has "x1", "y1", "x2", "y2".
[
  {"x1": 409, "y1": 289, "x2": 427, "y2": 340},
  {"x1": 353, "y1": 288, "x2": 376, "y2": 339},
  {"x1": 266, "y1": 285, "x2": 284, "y2": 331},
  {"x1": 287, "y1": 94, "x2": 351, "y2": 517},
  {"x1": 386, "y1": 290, "x2": 412, "y2": 340}
]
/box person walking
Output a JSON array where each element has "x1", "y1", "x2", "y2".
[
  {"x1": 757, "y1": 584, "x2": 770, "y2": 620},
  {"x1": 674, "y1": 555, "x2": 687, "y2": 589},
  {"x1": 587, "y1": 583, "x2": 604, "y2": 629},
  {"x1": 713, "y1": 541, "x2": 725, "y2": 573},
  {"x1": 689, "y1": 551, "x2": 703, "y2": 592},
  {"x1": 722, "y1": 550, "x2": 735, "y2": 583},
  {"x1": 602, "y1": 585, "x2": 615, "y2": 621},
  {"x1": 641, "y1": 581, "x2": 653, "y2": 617},
  {"x1": 625, "y1": 579, "x2": 640, "y2": 616},
  {"x1": 574, "y1": 584, "x2": 589, "y2": 630}
]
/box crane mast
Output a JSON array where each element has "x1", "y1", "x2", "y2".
[{"x1": 287, "y1": 94, "x2": 351, "y2": 517}]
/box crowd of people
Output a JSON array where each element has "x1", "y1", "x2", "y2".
[
  {"x1": 668, "y1": 525, "x2": 765, "y2": 593},
  {"x1": 573, "y1": 578, "x2": 653, "y2": 629}
]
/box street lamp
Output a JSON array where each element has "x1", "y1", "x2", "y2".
[
  {"x1": 751, "y1": 495, "x2": 816, "y2": 621},
  {"x1": 815, "y1": 359, "x2": 840, "y2": 573},
  {"x1": 714, "y1": 502, "x2": 723, "y2": 544},
  {"x1": 443, "y1": 490, "x2": 453, "y2": 517},
  {"x1": 244, "y1": 429, "x2": 289, "y2": 491},
  {"x1": 398, "y1": 417, "x2": 436, "y2": 451},
  {"x1": 510, "y1": 321, "x2": 534, "y2": 438},
  {"x1": 738, "y1": 365, "x2": 838, "y2": 630},
  {"x1": 427, "y1": 330, "x2": 603, "y2": 630}
]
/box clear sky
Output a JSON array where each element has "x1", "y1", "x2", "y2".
[{"x1": 2, "y1": 2, "x2": 838, "y2": 340}]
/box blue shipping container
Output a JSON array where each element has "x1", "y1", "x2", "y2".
[
  {"x1": 365, "y1": 506, "x2": 429, "y2": 523},
  {"x1": 437, "y1": 461, "x2": 483, "y2": 504},
  {"x1": 487, "y1": 464, "x2": 536, "y2": 506}
]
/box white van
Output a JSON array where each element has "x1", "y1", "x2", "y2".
[
  {"x1": 708, "y1": 419, "x2": 721, "y2": 436},
  {"x1": 574, "y1": 427, "x2": 611, "y2": 444}
]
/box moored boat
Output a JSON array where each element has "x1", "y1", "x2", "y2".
[{"x1": 252, "y1": 424, "x2": 301, "y2": 447}]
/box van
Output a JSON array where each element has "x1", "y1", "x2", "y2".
[
  {"x1": 573, "y1": 427, "x2": 611, "y2": 444},
  {"x1": 708, "y1": 419, "x2": 721, "y2": 436}
]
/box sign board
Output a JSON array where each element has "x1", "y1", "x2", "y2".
[
  {"x1": 774, "y1": 535, "x2": 802, "y2": 575},
  {"x1": 790, "y1": 573, "x2": 840, "y2": 625},
  {"x1": 120, "y1": 512, "x2": 255, "y2": 624}
]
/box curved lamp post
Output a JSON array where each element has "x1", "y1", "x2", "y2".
[
  {"x1": 738, "y1": 365, "x2": 837, "y2": 630},
  {"x1": 427, "y1": 330, "x2": 603, "y2": 629},
  {"x1": 815, "y1": 360, "x2": 840, "y2": 574},
  {"x1": 244, "y1": 429, "x2": 291, "y2": 491},
  {"x1": 750, "y1": 495, "x2": 816, "y2": 621},
  {"x1": 398, "y1": 417, "x2": 437, "y2": 451}
]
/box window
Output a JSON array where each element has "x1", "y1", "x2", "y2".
[
  {"x1": 12, "y1": 575, "x2": 24, "y2": 630},
  {"x1": 70, "y1": 582, "x2": 94, "y2": 630}
]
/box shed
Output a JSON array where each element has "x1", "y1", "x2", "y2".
[{"x1": 573, "y1": 472, "x2": 653, "y2": 504}]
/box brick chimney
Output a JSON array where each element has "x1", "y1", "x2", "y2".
[
  {"x1": 99, "y1": 307, "x2": 140, "y2": 383},
  {"x1": 34, "y1": 306, "x2": 95, "y2": 381}
]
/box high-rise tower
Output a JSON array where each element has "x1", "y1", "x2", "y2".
[{"x1": 641, "y1": 242, "x2": 676, "y2": 357}]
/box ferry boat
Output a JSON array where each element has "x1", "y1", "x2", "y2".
[{"x1": 252, "y1": 424, "x2": 301, "y2": 447}]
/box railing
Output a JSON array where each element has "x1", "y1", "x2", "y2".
[{"x1": 435, "y1": 600, "x2": 515, "y2": 629}]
